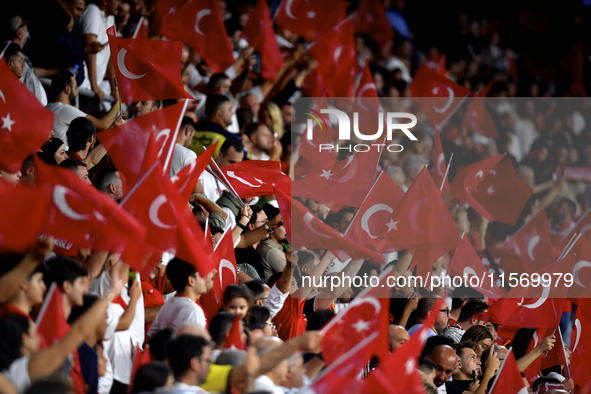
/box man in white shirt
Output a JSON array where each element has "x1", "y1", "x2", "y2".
[
  {"x1": 166, "y1": 335, "x2": 212, "y2": 394},
  {"x1": 253, "y1": 337, "x2": 290, "y2": 394},
  {"x1": 198, "y1": 138, "x2": 244, "y2": 202},
  {"x1": 46, "y1": 71, "x2": 121, "y2": 147},
  {"x1": 169, "y1": 117, "x2": 197, "y2": 178},
  {"x1": 147, "y1": 258, "x2": 216, "y2": 337},
  {"x1": 75, "y1": 0, "x2": 117, "y2": 101}
]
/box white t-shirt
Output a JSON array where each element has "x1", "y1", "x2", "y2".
[
  {"x1": 169, "y1": 144, "x2": 197, "y2": 178},
  {"x1": 173, "y1": 382, "x2": 209, "y2": 393},
  {"x1": 199, "y1": 169, "x2": 226, "y2": 203},
  {"x1": 147, "y1": 296, "x2": 206, "y2": 337},
  {"x1": 98, "y1": 303, "x2": 120, "y2": 394},
  {"x1": 77, "y1": 4, "x2": 115, "y2": 89},
  {"x1": 46, "y1": 102, "x2": 87, "y2": 149},
  {"x1": 263, "y1": 284, "x2": 289, "y2": 319},
  {"x1": 253, "y1": 375, "x2": 285, "y2": 394},
  {"x1": 2, "y1": 356, "x2": 30, "y2": 393}
]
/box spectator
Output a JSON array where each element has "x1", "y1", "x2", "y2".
[
  {"x1": 166, "y1": 335, "x2": 213, "y2": 393},
  {"x1": 93, "y1": 167, "x2": 123, "y2": 201},
  {"x1": 258, "y1": 204, "x2": 288, "y2": 281},
  {"x1": 40, "y1": 138, "x2": 69, "y2": 165},
  {"x1": 443, "y1": 300, "x2": 488, "y2": 344},
  {"x1": 59, "y1": 160, "x2": 92, "y2": 185},
  {"x1": 388, "y1": 324, "x2": 410, "y2": 352},
  {"x1": 244, "y1": 122, "x2": 273, "y2": 161},
  {"x1": 408, "y1": 297, "x2": 450, "y2": 337},
  {"x1": 169, "y1": 116, "x2": 197, "y2": 178},
  {"x1": 221, "y1": 284, "x2": 253, "y2": 319}
]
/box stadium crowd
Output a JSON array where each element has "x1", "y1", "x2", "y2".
[{"x1": 1, "y1": 0, "x2": 591, "y2": 394}]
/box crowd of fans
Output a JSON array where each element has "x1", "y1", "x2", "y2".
[{"x1": 1, "y1": 0, "x2": 590, "y2": 394}]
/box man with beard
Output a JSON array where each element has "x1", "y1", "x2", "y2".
[
  {"x1": 408, "y1": 297, "x2": 450, "y2": 338},
  {"x1": 46, "y1": 71, "x2": 121, "y2": 149},
  {"x1": 258, "y1": 204, "x2": 289, "y2": 282},
  {"x1": 244, "y1": 122, "x2": 273, "y2": 161},
  {"x1": 94, "y1": 167, "x2": 124, "y2": 202}
]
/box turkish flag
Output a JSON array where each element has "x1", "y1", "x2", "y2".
[
  {"x1": 409, "y1": 64, "x2": 471, "y2": 130},
  {"x1": 307, "y1": 331, "x2": 381, "y2": 394},
  {"x1": 34, "y1": 157, "x2": 147, "y2": 267},
  {"x1": 0, "y1": 61, "x2": 53, "y2": 173},
  {"x1": 571, "y1": 300, "x2": 591, "y2": 386},
  {"x1": 320, "y1": 267, "x2": 392, "y2": 365},
  {"x1": 477, "y1": 256, "x2": 574, "y2": 329},
  {"x1": 107, "y1": 27, "x2": 191, "y2": 103},
  {"x1": 129, "y1": 345, "x2": 152, "y2": 392},
  {"x1": 489, "y1": 350, "x2": 527, "y2": 394},
  {"x1": 564, "y1": 237, "x2": 591, "y2": 299},
  {"x1": 158, "y1": 0, "x2": 234, "y2": 73},
  {"x1": 471, "y1": 158, "x2": 533, "y2": 225},
  {"x1": 99, "y1": 102, "x2": 186, "y2": 189},
  {"x1": 362, "y1": 298, "x2": 446, "y2": 394},
  {"x1": 200, "y1": 230, "x2": 237, "y2": 319},
  {"x1": 355, "y1": 0, "x2": 393, "y2": 49},
  {"x1": 522, "y1": 327, "x2": 567, "y2": 383},
  {"x1": 36, "y1": 283, "x2": 70, "y2": 348},
  {"x1": 388, "y1": 168, "x2": 461, "y2": 276},
  {"x1": 274, "y1": 0, "x2": 349, "y2": 43},
  {"x1": 448, "y1": 236, "x2": 504, "y2": 299},
  {"x1": 0, "y1": 182, "x2": 50, "y2": 252},
  {"x1": 274, "y1": 185, "x2": 385, "y2": 264},
  {"x1": 216, "y1": 160, "x2": 291, "y2": 199},
  {"x1": 346, "y1": 172, "x2": 404, "y2": 253},
  {"x1": 307, "y1": 17, "x2": 358, "y2": 97},
  {"x1": 462, "y1": 80, "x2": 499, "y2": 138},
  {"x1": 151, "y1": 0, "x2": 185, "y2": 35},
  {"x1": 291, "y1": 145, "x2": 381, "y2": 212},
  {"x1": 121, "y1": 161, "x2": 217, "y2": 277},
  {"x1": 503, "y1": 209, "x2": 554, "y2": 273},
  {"x1": 171, "y1": 140, "x2": 218, "y2": 201},
  {"x1": 297, "y1": 93, "x2": 336, "y2": 173},
  {"x1": 433, "y1": 129, "x2": 449, "y2": 192},
  {"x1": 554, "y1": 208, "x2": 591, "y2": 258},
  {"x1": 350, "y1": 58, "x2": 384, "y2": 141},
  {"x1": 241, "y1": 0, "x2": 284, "y2": 80},
  {"x1": 223, "y1": 314, "x2": 246, "y2": 350},
  {"x1": 132, "y1": 17, "x2": 149, "y2": 40}
]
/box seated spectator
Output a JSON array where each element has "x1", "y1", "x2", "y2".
[
  {"x1": 388, "y1": 324, "x2": 410, "y2": 352},
  {"x1": 147, "y1": 258, "x2": 215, "y2": 336},
  {"x1": 427, "y1": 345, "x2": 464, "y2": 394},
  {"x1": 408, "y1": 297, "x2": 450, "y2": 337},
  {"x1": 443, "y1": 300, "x2": 488, "y2": 344},
  {"x1": 46, "y1": 72, "x2": 121, "y2": 148},
  {"x1": 461, "y1": 325, "x2": 494, "y2": 358}
]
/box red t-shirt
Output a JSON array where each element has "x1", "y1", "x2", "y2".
[
  {"x1": 0, "y1": 303, "x2": 31, "y2": 321},
  {"x1": 141, "y1": 278, "x2": 165, "y2": 334},
  {"x1": 273, "y1": 295, "x2": 307, "y2": 341}
]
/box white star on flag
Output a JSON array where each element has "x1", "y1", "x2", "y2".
[
  {"x1": 1, "y1": 114, "x2": 15, "y2": 132},
  {"x1": 385, "y1": 219, "x2": 399, "y2": 232},
  {"x1": 168, "y1": 6, "x2": 177, "y2": 14},
  {"x1": 405, "y1": 358, "x2": 415, "y2": 375},
  {"x1": 320, "y1": 169, "x2": 333, "y2": 180},
  {"x1": 307, "y1": 10, "x2": 316, "y2": 18},
  {"x1": 352, "y1": 319, "x2": 371, "y2": 333},
  {"x1": 486, "y1": 186, "x2": 494, "y2": 194},
  {"x1": 432, "y1": 87, "x2": 439, "y2": 95}
]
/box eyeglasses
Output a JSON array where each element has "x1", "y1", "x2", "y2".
[
  {"x1": 10, "y1": 58, "x2": 25, "y2": 64},
  {"x1": 440, "y1": 309, "x2": 450, "y2": 316},
  {"x1": 255, "y1": 220, "x2": 268, "y2": 224},
  {"x1": 264, "y1": 322, "x2": 276, "y2": 330}
]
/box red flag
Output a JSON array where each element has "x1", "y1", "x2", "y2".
[
  {"x1": 554, "y1": 208, "x2": 591, "y2": 256},
  {"x1": 448, "y1": 235, "x2": 504, "y2": 299},
  {"x1": 216, "y1": 160, "x2": 291, "y2": 199},
  {"x1": 345, "y1": 172, "x2": 404, "y2": 253},
  {"x1": 564, "y1": 237, "x2": 591, "y2": 299},
  {"x1": 307, "y1": 331, "x2": 380, "y2": 394},
  {"x1": 129, "y1": 345, "x2": 152, "y2": 393},
  {"x1": 462, "y1": 80, "x2": 499, "y2": 138},
  {"x1": 107, "y1": 27, "x2": 191, "y2": 103},
  {"x1": 158, "y1": 0, "x2": 234, "y2": 73},
  {"x1": 489, "y1": 350, "x2": 526, "y2": 394},
  {"x1": 171, "y1": 140, "x2": 218, "y2": 201},
  {"x1": 99, "y1": 102, "x2": 186, "y2": 189},
  {"x1": 132, "y1": 17, "x2": 148, "y2": 40},
  {"x1": 350, "y1": 58, "x2": 383, "y2": 141},
  {"x1": 0, "y1": 182, "x2": 50, "y2": 252},
  {"x1": 471, "y1": 158, "x2": 533, "y2": 225},
  {"x1": 291, "y1": 146, "x2": 382, "y2": 212},
  {"x1": 409, "y1": 64, "x2": 471, "y2": 130},
  {"x1": 320, "y1": 267, "x2": 392, "y2": 365},
  {"x1": 362, "y1": 299, "x2": 446, "y2": 394},
  {"x1": 274, "y1": 0, "x2": 349, "y2": 43},
  {"x1": 307, "y1": 17, "x2": 358, "y2": 97},
  {"x1": 241, "y1": 0, "x2": 284, "y2": 80},
  {"x1": 121, "y1": 161, "x2": 217, "y2": 277},
  {"x1": 571, "y1": 304, "x2": 591, "y2": 386},
  {"x1": 151, "y1": 0, "x2": 185, "y2": 35},
  {"x1": 297, "y1": 93, "x2": 336, "y2": 173},
  {"x1": 432, "y1": 129, "x2": 449, "y2": 192},
  {"x1": 36, "y1": 283, "x2": 70, "y2": 348},
  {"x1": 274, "y1": 185, "x2": 385, "y2": 264},
  {"x1": 388, "y1": 168, "x2": 461, "y2": 276},
  {"x1": 477, "y1": 256, "x2": 574, "y2": 329},
  {"x1": 223, "y1": 314, "x2": 246, "y2": 350},
  {"x1": 354, "y1": 0, "x2": 393, "y2": 49},
  {"x1": 200, "y1": 230, "x2": 238, "y2": 319},
  {"x1": 503, "y1": 209, "x2": 554, "y2": 273},
  {"x1": 0, "y1": 61, "x2": 53, "y2": 173}
]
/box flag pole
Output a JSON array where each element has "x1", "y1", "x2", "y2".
[
  {"x1": 132, "y1": 16, "x2": 145, "y2": 39},
  {"x1": 560, "y1": 233, "x2": 581, "y2": 261},
  {"x1": 558, "y1": 326, "x2": 571, "y2": 377},
  {"x1": 342, "y1": 171, "x2": 384, "y2": 237},
  {"x1": 545, "y1": 328, "x2": 557, "y2": 357},
  {"x1": 557, "y1": 233, "x2": 578, "y2": 261},
  {"x1": 203, "y1": 145, "x2": 245, "y2": 207},
  {"x1": 440, "y1": 152, "x2": 454, "y2": 192}
]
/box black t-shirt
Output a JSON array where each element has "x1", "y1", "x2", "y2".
[
  {"x1": 304, "y1": 298, "x2": 335, "y2": 331},
  {"x1": 235, "y1": 246, "x2": 265, "y2": 278},
  {"x1": 444, "y1": 381, "x2": 465, "y2": 394},
  {"x1": 449, "y1": 380, "x2": 472, "y2": 392}
]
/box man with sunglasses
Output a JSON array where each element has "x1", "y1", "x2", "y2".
[{"x1": 408, "y1": 296, "x2": 451, "y2": 337}]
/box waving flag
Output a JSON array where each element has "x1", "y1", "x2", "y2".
[
  {"x1": 355, "y1": 0, "x2": 393, "y2": 49},
  {"x1": 0, "y1": 61, "x2": 53, "y2": 173},
  {"x1": 107, "y1": 27, "x2": 191, "y2": 103},
  {"x1": 36, "y1": 283, "x2": 70, "y2": 348},
  {"x1": 216, "y1": 160, "x2": 291, "y2": 199},
  {"x1": 223, "y1": 314, "x2": 246, "y2": 350},
  {"x1": 462, "y1": 80, "x2": 498, "y2": 139},
  {"x1": 504, "y1": 209, "x2": 554, "y2": 273}
]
